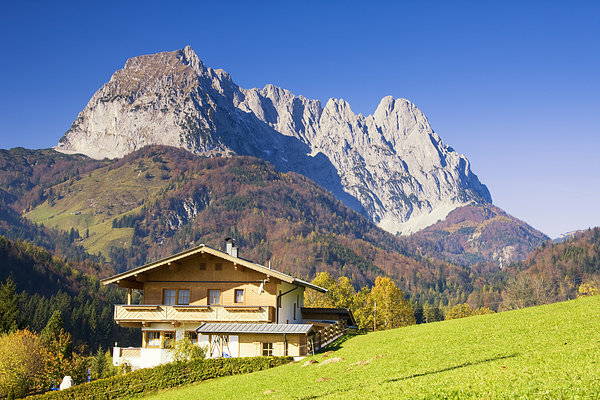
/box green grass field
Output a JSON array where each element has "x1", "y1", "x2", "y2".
[{"x1": 142, "y1": 296, "x2": 600, "y2": 399}]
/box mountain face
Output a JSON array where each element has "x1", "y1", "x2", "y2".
[{"x1": 56, "y1": 46, "x2": 491, "y2": 235}]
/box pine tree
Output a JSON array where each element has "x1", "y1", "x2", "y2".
[
  {"x1": 41, "y1": 310, "x2": 64, "y2": 345},
  {"x1": 91, "y1": 346, "x2": 109, "y2": 380},
  {"x1": 41, "y1": 310, "x2": 73, "y2": 360},
  {"x1": 0, "y1": 279, "x2": 19, "y2": 334}
]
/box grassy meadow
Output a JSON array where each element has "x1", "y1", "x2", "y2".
[
  {"x1": 25, "y1": 159, "x2": 170, "y2": 256},
  {"x1": 142, "y1": 296, "x2": 600, "y2": 399}
]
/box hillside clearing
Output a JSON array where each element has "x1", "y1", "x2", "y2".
[{"x1": 142, "y1": 296, "x2": 600, "y2": 399}]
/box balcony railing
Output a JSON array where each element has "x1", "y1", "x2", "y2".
[{"x1": 114, "y1": 304, "x2": 275, "y2": 324}]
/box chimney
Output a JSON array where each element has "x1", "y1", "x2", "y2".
[{"x1": 224, "y1": 237, "x2": 238, "y2": 258}]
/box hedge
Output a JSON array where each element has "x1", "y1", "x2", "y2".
[{"x1": 26, "y1": 356, "x2": 293, "y2": 399}]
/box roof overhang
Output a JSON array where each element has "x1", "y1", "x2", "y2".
[{"x1": 100, "y1": 244, "x2": 327, "y2": 293}]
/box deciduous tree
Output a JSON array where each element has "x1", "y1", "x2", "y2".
[
  {"x1": 369, "y1": 277, "x2": 415, "y2": 330},
  {"x1": 445, "y1": 303, "x2": 473, "y2": 320},
  {"x1": 578, "y1": 281, "x2": 599, "y2": 297},
  {"x1": 0, "y1": 329, "x2": 47, "y2": 398}
]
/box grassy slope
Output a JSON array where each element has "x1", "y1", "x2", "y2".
[
  {"x1": 25, "y1": 158, "x2": 169, "y2": 256},
  {"x1": 143, "y1": 296, "x2": 600, "y2": 399}
]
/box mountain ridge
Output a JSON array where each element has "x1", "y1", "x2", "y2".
[{"x1": 56, "y1": 46, "x2": 491, "y2": 235}]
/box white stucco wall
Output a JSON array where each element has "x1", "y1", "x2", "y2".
[
  {"x1": 113, "y1": 347, "x2": 173, "y2": 370},
  {"x1": 277, "y1": 282, "x2": 304, "y2": 324}
]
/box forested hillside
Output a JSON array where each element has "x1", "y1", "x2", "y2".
[
  {"x1": 0, "y1": 148, "x2": 107, "y2": 262},
  {"x1": 505, "y1": 227, "x2": 600, "y2": 303},
  {"x1": 2, "y1": 146, "x2": 592, "y2": 314},
  {"x1": 1, "y1": 146, "x2": 477, "y2": 307},
  {"x1": 0, "y1": 235, "x2": 137, "y2": 349},
  {"x1": 409, "y1": 203, "x2": 548, "y2": 267}
]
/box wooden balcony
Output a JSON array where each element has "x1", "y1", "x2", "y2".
[{"x1": 114, "y1": 304, "x2": 275, "y2": 325}]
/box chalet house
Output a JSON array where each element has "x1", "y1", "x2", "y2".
[{"x1": 101, "y1": 239, "x2": 351, "y2": 369}]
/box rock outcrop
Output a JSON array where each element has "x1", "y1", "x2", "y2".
[{"x1": 56, "y1": 46, "x2": 491, "y2": 234}]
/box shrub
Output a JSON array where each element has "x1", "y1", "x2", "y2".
[
  {"x1": 170, "y1": 336, "x2": 207, "y2": 362},
  {"x1": 25, "y1": 356, "x2": 292, "y2": 399}
]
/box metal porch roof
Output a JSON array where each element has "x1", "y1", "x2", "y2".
[{"x1": 196, "y1": 323, "x2": 315, "y2": 335}]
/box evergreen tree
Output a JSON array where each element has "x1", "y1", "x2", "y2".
[
  {"x1": 41, "y1": 310, "x2": 73, "y2": 362},
  {"x1": 41, "y1": 310, "x2": 64, "y2": 345},
  {"x1": 0, "y1": 279, "x2": 19, "y2": 334},
  {"x1": 423, "y1": 303, "x2": 444, "y2": 323},
  {"x1": 90, "y1": 346, "x2": 113, "y2": 380}
]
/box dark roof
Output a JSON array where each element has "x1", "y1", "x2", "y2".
[
  {"x1": 301, "y1": 307, "x2": 357, "y2": 326},
  {"x1": 196, "y1": 323, "x2": 315, "y2": 335},
  {"x1": 301, "y1": 308, "x2": 352, "y2": 314}
]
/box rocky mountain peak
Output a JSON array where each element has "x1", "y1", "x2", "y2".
[
  {"x1": 178, "y1": 45, "x2": 205, "y2": 72},
  {"x1": 55, "y1": 46, "x2": 491, "y2": 234}
]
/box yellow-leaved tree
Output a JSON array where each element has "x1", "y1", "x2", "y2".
[
  {"x1": 369, "y1": 276, "x2": 415, "y2": 330},
  {"x1": 445, "y1": 303, "x2": 474, "y2": 320},
  {"x1": 305, "y1": 273, "x2": 416, "y2": 332},
  {"x1": 578, "y1": 281, "x2": 599, "y2": 297},
  {"x1": 0, "y1": 329, "x2": 47, "y2": 398}
]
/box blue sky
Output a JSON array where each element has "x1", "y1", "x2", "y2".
[{"x1": 1, "y1": 0, "x2": 598, "y2": 238}]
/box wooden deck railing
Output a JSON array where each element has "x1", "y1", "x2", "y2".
[
  {"x1": 307, "y1": 320, "x2": 347, "y2": 355},
  {"x1": 114, "y1": 304, "x2": 275, "y2": 324}
]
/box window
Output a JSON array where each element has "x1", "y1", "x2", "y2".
[
  {"x1": 209, "y1": 289, "x2": 221, "y2": 305},
  {"x1": 186, "y1": 331, "x2": 198, "y2": 344},
  {"x1": 178, "y1": 289, "x2": 190, "y2": 305},
  {"x1": 199, "y1": 263, "x2": 206, "y2": 270},
  {"x1": 147, "y1": 331, "x2": 160, "y2": 347},
  {"x1": 262, "y1": 342, "x2": 273, "y2": 356},
  {"x1": 293, "y1": 303, "x2": 296, "y2": 320},
  {"x1": 163, "y1": 289, "x2": 176, "y2": 305},
  {"x1": 164, "y1": 289, "x2": 190, "y2": 305},
  {"x1": 164, "y1": 332, "x2": 175, "y2": 348},
  {"x1": 215, "y1": 263, "x2": 222, "y2": 271},
  {"x1": 234, "y1": 289, "x2": 244, "y2": 303}
]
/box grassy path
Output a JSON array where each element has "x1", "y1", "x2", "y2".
[{"x1": 142, "y1": 296, "x2": 600, "y2": 399}]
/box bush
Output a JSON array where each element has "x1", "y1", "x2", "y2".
[
  {"x1": 25, "y1": 356, "x2": 292, "y2": 399},
  {"x1": 170, "y1": 336, "x2": 207, "y2": 362}
]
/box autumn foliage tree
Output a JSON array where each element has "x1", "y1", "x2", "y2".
[
  {"x1": 369, "y1": 277, "x2": 416, "y2": 330},
  {"x1": 40, "y1": 310, "x2": 78, "y2": 384},
  {"x1": 445, "y1": 303, "x2": 474, "y2": 320},
  {"x1": 305, "y1": 272, "x2": 415, "y2": 332},
  {"x1": 0, "y1": 329, "x2": 47, "y2": 398},
  {"x1": 578, "y1": 281, "x2": 599, "y2": 297},
  {"x1": 304, "y1": 272, "x2": 356, "y2": 309}
]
